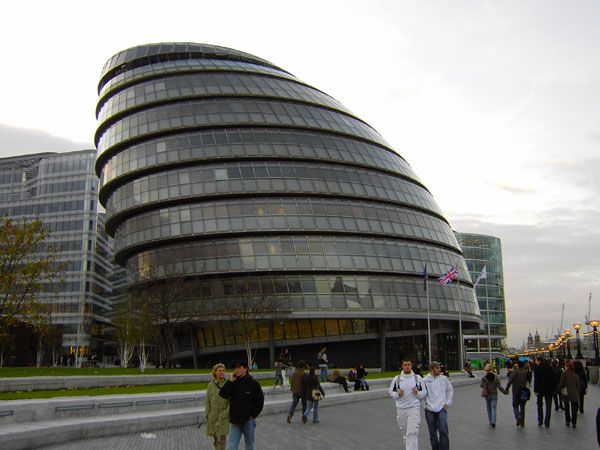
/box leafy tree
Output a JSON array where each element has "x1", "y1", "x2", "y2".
[{"x1": 0, "y1": 217, "x2": 61, "y2": 365}]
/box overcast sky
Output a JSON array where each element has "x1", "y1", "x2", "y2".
[{"x1": 1, "y1": 0, "x2": 598, "y2": 347}]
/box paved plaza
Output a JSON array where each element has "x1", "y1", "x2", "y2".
[{"x1": 40, "y1": 381, "x2": 599, "y2": 450}]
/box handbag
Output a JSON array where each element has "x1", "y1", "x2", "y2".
[
  {"x1": 312, "y1": 388, "x2": 323, "y2": 401},
  {"x1": 481, "y1": 382, "x2": 489, "y2": 397},
  {"x1": 560, "y1": 386, "x2": 568, "y2": 397}
]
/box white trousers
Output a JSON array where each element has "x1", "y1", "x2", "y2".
[{"x1": 396, "y1": 406, "x2": 421, "y2": 450}]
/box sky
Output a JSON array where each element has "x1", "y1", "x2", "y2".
[{"x1": 1, "y1": 0, "x2": 598, "y2": 348}]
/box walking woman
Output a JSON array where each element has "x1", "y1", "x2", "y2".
[
  {"x1": 573, "y1": 360, "x2": 588, "y2": 414},
  {"x1": 556, "y1": 360, "x2": 580, "y2": 428},
  {"x1": 204, "y1": 363, "x2": 230, "y2": 450},
  {"x1": 480, "y1": 363, "x2": 506, "y2": 428},
  {"x1": 303, "y1": 365, "x2": 325, "y2": 424}
]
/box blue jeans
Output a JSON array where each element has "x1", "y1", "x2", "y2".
[
  {"x1": 288, "y1": 394, "x2": 307, "y2": 417},
  {"x1": 319, "y1": 364, "x2": 329, "y2": 381},
  {"x1": 485, "y1": 395, "x2": 497, "y2": 425},
  {"x1": 425, "y1": 409, "x2": 449, "y2": 450},
  {"x1": 273, "y1": 373, "x2": 283, "y2": 386},
  {"x1": 304, "y1": 400, "x2": 320, "y2": 422},
  {"x1": 228, "y1": 420, "x2": 255, "y2": 450}
]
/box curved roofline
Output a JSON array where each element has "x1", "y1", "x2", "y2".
[{"x1": 98, "y1": 42, "x2": 290, "y2": 92}]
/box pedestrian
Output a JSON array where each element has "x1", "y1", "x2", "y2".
[
  {"x1": 556, "y1": 360, "x2": 580, "y2": 428},
  {"x1": 480, "y1": 363, "x2": 506, "y2": 428},
  {"x1": 219, "y1": 361, "x2": 264, "y2": 450},
  {"x1": 389, "y1": 359, "x2": 427, "y2": 450},
  {"x1": 287, "y1": 360, "x2": 307, "y2": 423},
  {"x1": 279, "y1": 348, "x2": 293, "y2": 387},
  {"x1": 505, "y1": 359, "x2": 530, "y2": 427},
  {"x1": 357, "y1": 364, "x2": 370, "y2": 391},
  {"x1": 273, "y1": 359, "x2": 284, "y2": 389},
  {"x1": 551, "y1": 359, "x2": 564, "y2": 411},
  {"x1": 423, "y1": 361, "x2": 453, "y2": 450},
  {"x1": 533, "y1": 357, "x2": 555, "y2": 428},
  {"x1": 303, "y1": 365, "x2": 325, "y2": 424},
  {"x1": 205, "y1": 363, "x2": 230, "y2": 450},
  {"x1": 317, "y1": 346, "x2": 330, "y2": 382},
  {"x1": 331, "y1": 364, "x2": 350, "y2": 392},
  {"x1": 573, "y1": 360, "x2": 588, "y2": 414}
]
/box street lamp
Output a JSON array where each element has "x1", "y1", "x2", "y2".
[
  {"x1": 590, "y1": 318, "x2": 600, "y2": 364},
  {"x1": 565, "y1": 330, "x2": 572, "y2": 359},
  {"x1": 573, "y1": 323, "x2": 583, "y2": 359}
]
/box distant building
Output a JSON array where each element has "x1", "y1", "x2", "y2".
[
  {"x1": 455, "y1": 232, "x2": 507, "y2": 360},
  {"x1": 0, "y1": 150, "x2": 117, "y2": 363},
  {"x1": 95, "y1": 43, "x2": 481, "y2": 369}
]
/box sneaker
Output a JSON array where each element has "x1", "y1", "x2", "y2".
[
  {"x1": 302, "y1": 416, "x2": 307, "y2": 424},
  {"x1": 287, "y1": 415, "x2": 291, "y2": 424},
  {"x1": 491, "y1": 423, "x2": 496, "y2": 428},
  {"x1": 565, "y1": 422, "x2": 571, "y2": 427},
  {"x1": 313, "y1": 420, "x2": 320, "y2": 423},
  {"x1": 572, "y1": 424, "x2": 576, "y2": 428}
]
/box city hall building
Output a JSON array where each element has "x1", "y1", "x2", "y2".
[{"x1": 95, "y1": 43, "x2": 481, "y2": 369}]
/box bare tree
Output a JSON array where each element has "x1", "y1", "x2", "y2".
[
  {"x1": 128, "y1": 263, "x2": 202, "y2": 369},
  {"x1": 210, "y1": 280, "x2": 289, "y2": 367}
]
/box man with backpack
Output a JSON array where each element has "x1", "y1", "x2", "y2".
[
  {"x1": 389, "y1": 359, "x2": 427, "y2": 450},
  {"x1": 505, "y1": 359, "x2": 530, "y2": 427}
]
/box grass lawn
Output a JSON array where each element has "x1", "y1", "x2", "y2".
[{"x1": 0, "y1": 370, "x2": 405, "y2": 401}]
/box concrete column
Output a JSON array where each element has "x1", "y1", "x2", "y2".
[
  {"x1": 268, "y1": 321, "x2": 275, "y2": 368},
  {"x1": 189, "y1": 326, "x2": 199, "y2": 369},
  {"x1": 379, "y1": 319, "x2": 387, "y2": 371}
]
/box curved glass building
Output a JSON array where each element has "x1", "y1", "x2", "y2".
[{"x1": 95, "y1": 43, "x2": 481, "y2": 369}]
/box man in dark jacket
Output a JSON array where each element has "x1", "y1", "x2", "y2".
[
  {"x1": 219, "y1": 361, "x2": 264, "y2": 450},
  {"x1": 534, "y1": 357, "x2": 556, "y2": 428}
]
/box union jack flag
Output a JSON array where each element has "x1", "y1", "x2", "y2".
[{"x1": 439, "y1": 265, "x2": 458, "y2": 286}]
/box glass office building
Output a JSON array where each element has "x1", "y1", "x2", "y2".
[
  {"x1": 95, "y1": 43, "x2": 481, "y2": 369},
  {"x1": 455, "y1": 232, "x2": 506, "y2": 358},
  {"x1": 0, "y1": 151, "x2": 115, "y2": 362}
]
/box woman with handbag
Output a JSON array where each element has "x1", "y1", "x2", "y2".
[
  {"x1": 480, "y1": 363, "x2": 506, "y2": 428},
  {"x1": 302, "y1": 366, "x2": 325, "y2": 424},
  {"x1": 556, "y1": 360, "x2": 580, "y2": 428},
  {"x1": 204, "y1": 363, "x2": 230, "y2": 450}
]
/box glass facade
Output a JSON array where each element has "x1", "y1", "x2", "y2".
[
  {"x1": 0, "y1": 151, "x2": 117, "y2": 357},
  {"x1": 96, "y1": 43, "x2": 480, "y2": 367},
  {"x1": 455, "y1": 232, "x2": 507, "y2": 355}
]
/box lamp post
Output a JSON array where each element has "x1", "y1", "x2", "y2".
[
  {"x1": 565, "y1": 329, "x2": 572, "y2": 359},
  {"x1": 573, "y1": 323, "x2": 583, "y2": 359},
  {"x1": 560, "y1": 334, "x2": 566, "y2": 360},
  {"x1": 590, "y1": 319, "x2": 600, "y2": 364}
]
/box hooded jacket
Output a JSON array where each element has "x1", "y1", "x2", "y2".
[
  {"x1": 219, "y1": 373, "x2": 264, "y2": 424},
  {"x1": 423, "y1": 372, "x2": 453, "y2": 413}
]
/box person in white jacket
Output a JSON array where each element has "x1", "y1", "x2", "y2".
[
  {"x1": 389, "y1": 359, "x2": 427, "y2": 450},
  {"x1": 422, "y1": 362, "x2": 453, "y2": 450}
]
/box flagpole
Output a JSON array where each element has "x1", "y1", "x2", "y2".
[
  {"x1": 427, "y1": 278, "x2": 432, "y2": 368},
  {"x1": 458, "y1": 276, "x2": 464, "y2": 373},
  {"x1": 486, "y1": 280, "x2": 491, "y2": 363}
]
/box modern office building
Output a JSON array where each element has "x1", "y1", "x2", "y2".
[
  {"x1": 95, "y1": 43, "x2": 481, "y2": 369},
  {"x1": 0, "y1": 150, "x2": 115, "y2": 363},
  {"x1": 455, "y1": 232, "x2": 507, "y2": 360}
]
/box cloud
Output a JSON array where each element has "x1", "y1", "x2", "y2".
[
  {"x1": 0, "y1": 124, "x2": 94, "y2": 158},
  {"x1": 452, "y1": 211, "x2": 600, "y2": 347},
  {"x1": 484, "y1": 181, "x2": 533, "y2": 194}
]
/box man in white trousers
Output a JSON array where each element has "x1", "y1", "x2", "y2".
[{"x1": 389, "y1": 359, "x2": 427, "y2": 450}]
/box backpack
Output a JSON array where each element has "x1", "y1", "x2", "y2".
[{"x1": 519, "y1": 386, "x2": 531, "y2": 402}]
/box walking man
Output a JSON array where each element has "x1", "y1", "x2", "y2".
[
  {"x1": 317, "y1": 346, "x2": 330, "y2": 382},
  {"x1": 219, "y1": 361, "x2": 264, "y2": 450},
  {"x1": 533, "y1": 356, "x2": 555, "y2": 428},
  {"x1": 423, "y1": 362, "x2": 453, "y2": 450},
  {"x1": 287, "y1": 360, "x2": 307, "y2": 422},
  {"x1": 389, "y1": 359, "x2": 427, "y2": 450},
  {"x1": 505, "y1": 359, "x2": 530, "y2": 427}
]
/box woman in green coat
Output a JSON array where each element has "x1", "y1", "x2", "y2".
[{"x1": 205, "y1": 363, "x2": 230, "y2": 449}]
